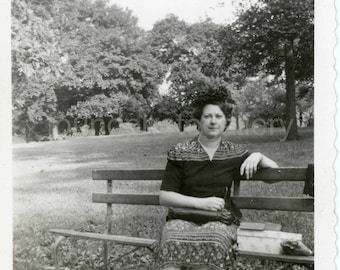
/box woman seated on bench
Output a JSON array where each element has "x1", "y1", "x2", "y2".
[{"x1": 158, "y1": 95, "x2": 278, "y2": 270}]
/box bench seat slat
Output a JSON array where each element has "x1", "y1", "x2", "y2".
[
  {"x1": 237, "y1": 250, "x2": 314, "y2": 264},
  {"x1": 49, "y1": 229, "x2": 156, "y2": 247},
  {"x1": 92, "y1": 193, "x2": 314, "y2": 212},
  {"x1": 92, "y1": 168, "x2": 307, "y2": 181}
]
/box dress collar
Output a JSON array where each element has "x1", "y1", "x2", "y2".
[{"x1": 167, "y1": 136, "x2": 248, "y2": 161}]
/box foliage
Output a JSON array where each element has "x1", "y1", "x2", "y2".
[
  {"x1": 232, "y1": 76, "x2": 314, "y2": 128},
  {"x1": 66, "y1": 93, "x2": 129, "y2": 119},
  {"x1": 221, "y1": 0, "x2": 314, "y2": 79},
  {"x1": 296, "y1": 81, "x2": 314, "y2": 126},
  {"x1": 149, "y1": 17, "x2": 234, "y2": 130},
  {"x1": 53, "y1": 0, "x2": 165, "y2": 120},
  {"x1": 148, "y1": 14, "x2": 189, "y2": 65},
  {"x1": 219, "y1": 0, "x2": 314, "y2": 140},
  {"x1": 186, "y1": 20, "x2": 230, "y2": 80},
  {"x1": 148, "y1": 15, "x2": 227, "y2": 78},
  {"x1": 11, "y1": 0, "x2": 62, "y2": 139},
  {"x1": 12, "y1": 0, "x2": 314, "y2": 141},
  {"x1": 158, "y1": 63, "x2": 234, "y2": 130},
  {"x1": 232, "y1": 75, "x2": 286, "y2": 126},
  {"x1": 153, "y1": 96, "x2": 180, "y2": 122},
  {"x1": 12, "y1": 0, "x2": 166, "y2": 140}
]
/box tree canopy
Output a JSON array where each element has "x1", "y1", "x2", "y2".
[
  {"x1": 219, "y1": 0, "x2": 314, "y2": 140},
  {"x1": 12, "y1": 0, "x2": 314, "y2": 141},
  {"x1": 149, "y1": 17, "x2": 234, "y2": 130},
  {"x1": 12, "y1": 0, "x2": 63, "y2": 139},
  {"x1": 12, "y1": 0, "x2": 166, "y2": 140},
  {"x1": 231, "y1": 75, "x2": 286, "y2": 126}
]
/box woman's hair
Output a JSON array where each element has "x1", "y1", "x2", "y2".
[{"x1": 193, "y1": 99, "x2": 233, "y2": 127}]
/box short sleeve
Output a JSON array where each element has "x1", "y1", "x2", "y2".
[{"x1": 160, "y1": 159, "x2": 184, "y2": 192}]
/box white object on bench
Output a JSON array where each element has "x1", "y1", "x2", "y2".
[{"x1": 237, "y1": 228, "x2": 302, "y2": 255}]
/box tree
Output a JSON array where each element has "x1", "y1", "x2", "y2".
[
  {"x1": 53, "y1": 0, "x2": 140, "y2": 92},
  {"x1": 12, "y1": 0, "x2": 63, "y2": 141},
  {"x1": 296, "y1": 81, "x2": 314, "y2": 127},
  {"x1": 231, "y1": 75, "x2": 286, "y2": 127},
  {"x1": 153, "y1": 96, "x2": 181, "y2": 122},
  {"x1": 148, "y1": 14, "x2": 189, "y2": 65},
  {"x1": 66, "y1": 92, "x2": 129, "y2": 135},
  {"x1": 149, "y1": 17, "x2": 234, "y2": 131},
  {"x1": 219, "y1": 0, "x2": 314, "y2": 140},
  {"x1": 53, "y1": 0, "x2": 166, "y2": 132},
  {"x1": 12, "y1": 0, "x2": 166, "y2": 139},
  {"x1": 147, "y1": 15, "x2": 195, "y2": 130}
]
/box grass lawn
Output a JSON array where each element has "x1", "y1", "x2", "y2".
[{"x1": 12, "y1": 127, "x2": 314, "y2": 270}]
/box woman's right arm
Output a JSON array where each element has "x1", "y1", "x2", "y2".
[{"x1": 159, "y1": 190, "x2": 225, "y2": 211}]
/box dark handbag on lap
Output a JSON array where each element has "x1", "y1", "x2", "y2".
[{"x1": 166, "y1": 207, "x2": 240, "y2": 226}]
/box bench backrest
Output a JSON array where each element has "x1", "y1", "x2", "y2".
[{"x1": 92, "y1": 164, "x2": 314, "y2": 212}]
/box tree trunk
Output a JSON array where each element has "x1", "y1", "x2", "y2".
[
  {"x1": 104, "y1": 117, "x2": 110, "y2": 135},
  {"x1": 25, "y1": 124, "x2": 31, "y2": 142},
  {"x1": 139, "y1": 118, "x2": 147, "y2": 131},
  {"x1": 283, "y1": 39, "x2": 299, "y2": 141},
  {"x1": 179, "y1": 121, "x2": 185, "y2": 132},
  {"x1": 52, "y1": 123, "x2": 58, "y2": 140},
  {"x1": 94, "y1": 121, "x2": 101, "y2": 136}
]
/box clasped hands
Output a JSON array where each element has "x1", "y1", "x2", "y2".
[{"x1": 198, "y1": 197, "x2": 225, "y2": 212}]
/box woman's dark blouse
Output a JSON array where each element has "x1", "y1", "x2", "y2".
[{"x1": 161, "y1": 136, "x2": 250, "y2": 214}]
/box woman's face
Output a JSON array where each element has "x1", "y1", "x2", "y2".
[{"x1": 199, "y1": 104, "x2": 226, "y2": 139}]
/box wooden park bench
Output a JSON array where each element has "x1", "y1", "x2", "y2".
[{"x1": 50, "y1": 164, "x2": 314, "y2": 270}]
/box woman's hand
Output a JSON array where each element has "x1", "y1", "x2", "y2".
[
  {"x1": 240, "y1": 152, "x2": 279, "y2": 179},
  {"x1": 159, "y1": 191, "x2": 224, "y2": 211},
  {"x1": 197, "y1": 197, "x2": 225, "y2": 211},
  {"x1": 240, "y1": 152, "x2": 263, "y2": 179}
]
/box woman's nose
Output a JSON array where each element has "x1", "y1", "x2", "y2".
[{"x1": 210, "y1": 117, "x2": 217, "y2": 124}]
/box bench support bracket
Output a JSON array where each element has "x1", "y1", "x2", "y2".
[{"x1": 51, "y1": 236, "x2": 65, "y2": 270}]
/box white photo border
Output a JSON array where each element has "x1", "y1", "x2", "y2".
[
  {"x1": 1, "y1": 0, "x2": 338, "y2": 269},
  {"x1": 315, "y1": 0, "x2": 337, "y2": 269}
]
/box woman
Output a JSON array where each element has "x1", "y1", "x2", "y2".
[{"x1": 158, "y1": 99, "x2": 278, "y2": 270}]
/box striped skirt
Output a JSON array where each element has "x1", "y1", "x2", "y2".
[{"x1": 157, "y1": 219, "x2": 237, "y2": 270}]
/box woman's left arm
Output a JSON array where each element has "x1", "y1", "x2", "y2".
[{"x1": 240, "y1": 152, "x2": 278, "y2": 179}]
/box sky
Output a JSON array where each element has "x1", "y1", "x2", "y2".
[{"x1": 109, "y1": 0, "x2": 239, "y2": 30}]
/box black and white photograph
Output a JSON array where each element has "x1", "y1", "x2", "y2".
[{"x1": 2, "y1": 0, "x2": 337, "y2": 269}]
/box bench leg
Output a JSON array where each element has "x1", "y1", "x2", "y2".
[
  {"x1": 305, "y1": 264, "x2": 314, "y2": 270},
  {"x1": 230, "y1": 260, "x2": 237, "y2": 270},
  {"x1": 103, "y1": 241, "x2": 109, "y2": 270},
  {"x1": 260, "y1": 259, "x2": 269, "y2": 267},
  {"x1": 51, "y1": 236, "x2": 66, "y2": 270}
]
